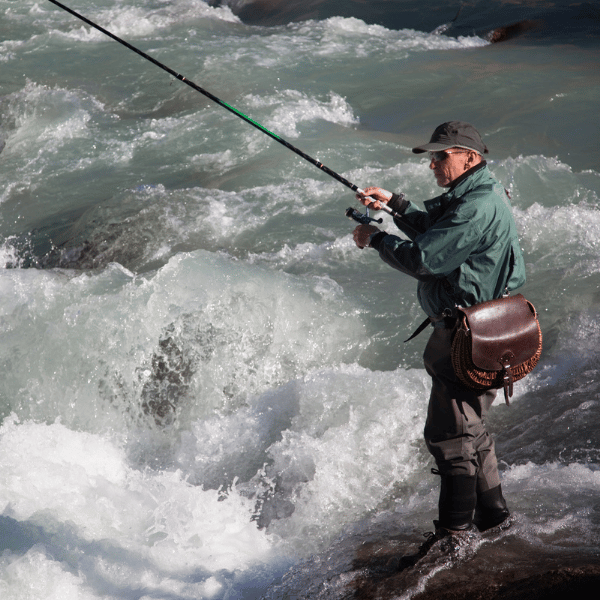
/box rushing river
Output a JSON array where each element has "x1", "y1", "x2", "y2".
[{"x1": 1, "y1": 1, "x2": 600, "y2": 598}]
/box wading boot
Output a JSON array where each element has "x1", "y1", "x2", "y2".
[
  {"x1": 399, "y1": 474, "x2": 480, "y2": 568},
  {"x1": 473, "y1": 484, "x2": 511, "y2": 532},
  {"x1": 399, "y1": 521, "x2": 480, "y2": 568},
  {"x1": 437, "y1": 473, "x2": 478, "y2": 531}
]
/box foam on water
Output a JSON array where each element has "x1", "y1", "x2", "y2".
[
  {"x1": 0, "y1": 252, "x2": 439, "y2": 596},
  {"x1": 43, "y1": 0, "x2": 240, "y2": 44},
  {"x1": 236, "y1": 366, "x2": 432, "y2": 549},
  {"x1": 504, "y1": 462, "x2": 600, "y2": 539},
  {"x1": 0, "y1": 418, "x2": 276, "y2": 598},
  {"x1": 288, "y1": 17, "x2": 488, "y2": 60},
  {"x1": 244, "y1": 90, "x2": 358, "y2": 139},
  {"x1": 0, "y1": 251, "x2": 367, "y2": 429},
  {"x1": 0, "y1": 363, "x2": 440, "y2": 595},
  {"x1": 5, "y1": 80, "x2": 99, "y2": 144}
]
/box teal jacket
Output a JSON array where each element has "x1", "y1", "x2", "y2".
[{"x1": 369, "y1": 162, "x2": 526, "y2": 317}]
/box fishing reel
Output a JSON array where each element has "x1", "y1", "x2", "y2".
[{"x1": 345, "y1": 207, "x2": 383, "y2": 226}]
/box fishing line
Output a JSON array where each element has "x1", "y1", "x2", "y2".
[{"x1": 47, "y1": 0, "x2": 406, "y2": 224}]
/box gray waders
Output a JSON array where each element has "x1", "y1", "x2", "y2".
[{"x1": 423, "y1": 325, "x2": 509, "y2": 531}]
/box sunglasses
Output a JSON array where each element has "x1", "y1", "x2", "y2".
[{"x1": 428, "y1": 150, "x2": 469, "y2": 162}]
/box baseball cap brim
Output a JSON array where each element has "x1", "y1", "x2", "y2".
[
  {"x1": 411, "y1": 121, "x2": 489, "y2": 155},
  {"x1": 412, "y1": 142, "x2": 456, "y2": 154}
]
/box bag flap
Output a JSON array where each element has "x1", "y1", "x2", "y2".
[{"x1": 458, "y1": 294, "x2": 541, "y2": 372}]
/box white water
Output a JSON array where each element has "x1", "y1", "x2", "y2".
[{"x1": 1, "y1": 1, "x2": 600, "y2": 598}]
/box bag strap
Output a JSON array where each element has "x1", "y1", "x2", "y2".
[{"x1": 404, "y1": 317, "x2": 431, "y2": 342}]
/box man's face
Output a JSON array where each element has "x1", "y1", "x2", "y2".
[{"x1": 429, "y1": 148, "x2": 475, "y2": 187}]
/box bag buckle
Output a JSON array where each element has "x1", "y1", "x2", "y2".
[{"x1": 500, "y1": 351, "x2": 515, "y2": 405}]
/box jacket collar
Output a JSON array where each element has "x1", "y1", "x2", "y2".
[
  {"x1": 424, "y1": 161, "x2": 489, "y2": 214},
  {"x1": 447, "y1": 160, "x2": 488, "y2": 195}
]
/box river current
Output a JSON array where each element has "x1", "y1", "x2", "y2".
[{"x1": 1, "y1": 1, "x2": 600, "y2": 598}]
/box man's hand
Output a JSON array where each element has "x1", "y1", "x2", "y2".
[
  {"x1": 356, "y1": 186, "x2": 393, "y2": 211},
  {"x1": 353, "y1": 224, "x2": 380, "y2": 249}
]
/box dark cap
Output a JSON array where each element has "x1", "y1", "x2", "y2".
[{"x1": 412, "y1": 121, "x2": 488, "y2": 155}]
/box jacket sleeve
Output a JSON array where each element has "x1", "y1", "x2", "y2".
[
  {"x1": 370, "y1": 195, "x2": 484, "y2": 280},
  {"x1": 369, "y1": 233, "x2": 436, "y2": 281},
  {"x1": 388, "y1": 194, "x2": 435, "y2": 240}
]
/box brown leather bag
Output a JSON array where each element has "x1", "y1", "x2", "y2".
[{"x1": 451, "y1": 294, "x2": 542, "y2": 404}]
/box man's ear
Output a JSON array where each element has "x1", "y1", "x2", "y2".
[{"x1": 466, "y1": 151, "x2": 480, "y2": 167}]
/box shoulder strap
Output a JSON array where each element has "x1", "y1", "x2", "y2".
[{"x1": 404, "y1": 317, "x2": 431, "y2": 343}]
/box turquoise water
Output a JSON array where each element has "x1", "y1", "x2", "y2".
[{"x1": 1, "y1": 1, "x2": 600, "y2": 598}]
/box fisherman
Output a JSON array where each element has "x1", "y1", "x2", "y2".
[{"x1": 352, "y1": 122, "x2": 525, "y2": 555}]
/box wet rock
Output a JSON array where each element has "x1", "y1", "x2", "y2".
[
  {"x1": 350, "y1": 529, "x2": 600, "y2": 600},
  {"x1": 486, "y1": 20, "x2": 541, "y2": 44}
]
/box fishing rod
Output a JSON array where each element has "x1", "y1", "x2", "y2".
[{"x1": 47, "y1": 0, "x2": 406, "y2": 227}]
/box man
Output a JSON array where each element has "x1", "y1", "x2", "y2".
[{"x1": 353, "y1": 122, "x2": 525, "y2": 551}]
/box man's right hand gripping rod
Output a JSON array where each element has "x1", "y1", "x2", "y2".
[{"x1": 345, "y1": 188, "x2": 402, "y2": 225}]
